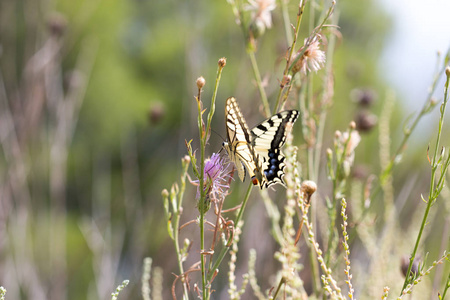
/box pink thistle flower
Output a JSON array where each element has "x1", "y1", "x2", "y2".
[{"x1": 196, "y1": 153, "x2": 232, "y2": 204}]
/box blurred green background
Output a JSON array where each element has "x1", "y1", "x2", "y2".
[{"x1": 0, "y1": 0, "x2": 448, "y2": 299}]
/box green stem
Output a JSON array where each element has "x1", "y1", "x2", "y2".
[
  {"x1": 280, "y1": 0, "x2": 293, "y2": 46},
  {"x1": 272, "y1": 277, "x2": 286, "y2": 300},
  {"x1": 400, "y1": 69, "x2": 450, "y2": 294},
  {"x1": 198, "y1": 102, "x2": 207, "y2": 299},
  {"x1": 440, "y1": 271, "x2": 450, "y2": 299}
]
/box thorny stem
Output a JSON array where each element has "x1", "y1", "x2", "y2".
[
  {"x1": 206, "y1": 182, "x2": 253, "y2": 283},
  {"x1": 400, "y1": 69, "x2": 450, "y2": 294}
]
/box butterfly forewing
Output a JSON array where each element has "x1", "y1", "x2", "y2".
[{"x1": 224, "y1": 97, "x2": 262, "y2": 184}]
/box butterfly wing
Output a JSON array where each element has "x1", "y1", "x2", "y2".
[
  {"x1": 223, "y1": 97, "x2": 262, "y2": 185},
  {"x1": 251, "y1": 110, "x2": 299, "y2": 188}
]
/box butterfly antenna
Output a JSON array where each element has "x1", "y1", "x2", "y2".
[
  {"x1": 211, "y1": 128, "x2": 226, "y2": 142},
  {"x1": 211, "y1": 128, "x2": 226, "y2": 155}
]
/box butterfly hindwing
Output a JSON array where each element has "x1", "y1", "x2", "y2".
[
  {"x1": 251, "y1": 110, "x2": 299, "y2": 188},
  {"x1": 224, "y1": 97, "x2": 299, "y2": 188}
]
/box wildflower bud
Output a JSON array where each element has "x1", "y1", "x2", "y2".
[
  {"x1": 218, "y1": 57, "x2": 227, "y2": 68},
  {"x1": 280, "y1": 75, "x2": 292, "y2": 88},
  {"x1": 349, "y1": 121, "x2": 356, "y2": 130},
  {"x1": 326, "y1": 148, "x2": 333, "y2": 157},
  {"x1": 161, "y1": 189, "x2": 169, "y2": 198},
  {"x1": 355, "y1": 111, "x2": 377, "y2": 132},
  {"x1": 291, "y1": 53, "x2": 302, "y2": 74},
  {"x1": 196, "y1": 76, "x2": 206, "y2": 90},
  {"x1": 249, "y1": 20, "x2": 266, "y2": 39},
  {"x1": 182, "y1": 155, "x2": 191, "y2": 165},
  {"x1": 335, "y1": 130, "x2": 342, "y2": 139},
  {"x1": 197, "y1": 195, "x2": 211, "y2": 214},
  {"x1": 430, "y1": 97, "x2": 438, "y2": 106},
  {"x1": 47, "y1": 13, "x2": 67, "y2": 37},
  {"x1": 446, "y1": 66, "x2": 450, "y2": 77},
  {"x1": 148, "y1": 102, "x2": 165, "y2": 125},
  {"x1": 351, "y1": 88, "x2": 377, "y2": 107},
  {"x1": 183, "y1": 238, "x2": 190, "y2": 249}
]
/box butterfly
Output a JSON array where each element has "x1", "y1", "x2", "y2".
[{"x1": 222, "y1": 97, "x2": 299, "y2": 189}]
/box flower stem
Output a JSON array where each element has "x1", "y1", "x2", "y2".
[
  {"x1": 400, "y1": 68, "x2": 450, "y2": 295},
  {"x1": 274, "y1": 0, "x2": 307, "y2": 113}
]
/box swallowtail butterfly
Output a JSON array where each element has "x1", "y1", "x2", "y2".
[{"x1": 222, "y1": 97, "x2": 299, "y2": 189}]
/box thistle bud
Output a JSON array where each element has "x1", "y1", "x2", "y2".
[
  {"x1": 349, "y1": 121, "x2": 356, "y2": 130},
  {"x1": 301, "y1": 180, "x2": 317, "y2": 204},
  {"x1": 335, "y1": 130, "x2": 342, "y2": 139},
  {"x1": 218, "y1": 57, "x2": 227, "y2": 68},
  {"x1": 355, "y1": 111, "x2": 377, "y2": 132},
  {"x1": 148, "y1": 102, "x2": 165, "y2": 125},
  {"x1": 351, "y1": 88, "x2": 377, "y2": 107},
  {"x1": 196, "y1": 76, "x2": 206, "y2": 90},
  {"x1": 47, "y1": 13, "x2": 67, "y2": 37}
]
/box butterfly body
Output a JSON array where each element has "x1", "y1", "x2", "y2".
[{"x1": 223, "y1": 97, "x2": 299, "y2": 189}]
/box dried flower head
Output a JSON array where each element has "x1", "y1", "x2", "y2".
[
  {"x1": 47, "y1": 13, "x2": 67, "y2": 37},
  {"x1": 300, "y1": 180, "x2": 317, "y2": 204},
  {"x1": 293, "y1": 37, "x2": 326, "y2": 75},
  {"x1": 195, "y1": 153, "x2": 231, "y2": 207},
  {"x1": 245, "y1": 0, "x2": 276, "y2": 35},
  {"x1": 351, "y1": 88, "x2": 377, "y2": 107},
  {"x1": 148, "y1": 102, "x2": 165, "y2": 125},
  {"x1": 355, "y1": 111, "x2": 378, "y2": 132}
]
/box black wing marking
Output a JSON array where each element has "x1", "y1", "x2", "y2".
[{"x1": 251, "y1": 110, "x2": 299, "y2": 188}]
